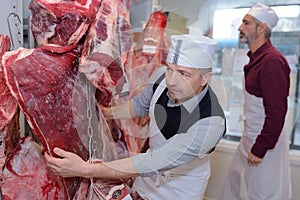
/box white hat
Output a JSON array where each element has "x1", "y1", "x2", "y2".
[
  {"x1": 166, "y1": 34, "x2": 217, "y2": 69},
  {"x1": 247, "y1": 3, "x2": 279, "y2": 30}
]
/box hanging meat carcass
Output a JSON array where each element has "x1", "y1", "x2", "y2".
[
  {"x1": 79, "y1": 0, "x2": 133, "y2": 107},
  {"x1": 29, "y1": 0, "x2": 102, "y2": 53},
  {"x1": 77, "y1": 0, "x2": 134, "y2": 169},
  {"x1": 2, "y1": 45, "x2": 118, "y2": 198},
  {"x1": 76, "y1": 0, "x2": 136, "y2": 198},
  {"x1": 125, "y1": 10, "x2": 169, "y2": 91},
  {"x1": 0, "y1": 35, "x2": 68, "y2": 200},
  {"x1": 3, "y1": 47, "x2": 88, "y2": 159},
  {"x1": 118, "y1": 10, "x2": 170, "y2": 154},
  {"x1": 2, "y1": 0, "x2": 135, "y2": 198}
]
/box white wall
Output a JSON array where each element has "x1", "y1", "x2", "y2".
[{"x1": 205, "y1": 139, "x2": 300, "y2": 200}]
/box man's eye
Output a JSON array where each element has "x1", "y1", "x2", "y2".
[
  {"x1": 181, "y1": 72, "x2": 190, "y2": 77},
  {"x1": 166, "y1": 68, "x2": 174, "y2": 73}
]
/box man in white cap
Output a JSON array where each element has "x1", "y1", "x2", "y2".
[
  {"x1": 222, "y1": 3, "x2": 292, "y2": 200},
  {"x1": 45, "y1": 34, "x2": 226, "y2": 199}
]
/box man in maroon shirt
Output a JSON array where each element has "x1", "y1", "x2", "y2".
[{"x1": 222, "y1": 3, "x2": 292, "y2": 200}]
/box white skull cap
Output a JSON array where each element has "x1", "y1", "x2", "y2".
[
  {"x1": 247, "y1": 3, "x2": 279, "y2": 30},
  {"x1": 166, "y1": 34, "x2": 217, "y2": 69}
]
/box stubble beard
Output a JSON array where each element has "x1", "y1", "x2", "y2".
[{"x1": 239, "y1": 31, "x2": 257, "y2": 44}]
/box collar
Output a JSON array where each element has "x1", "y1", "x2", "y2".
[
  {"x1": 247, "y1": 39, "x2": 272, "y2": 60},
  {"x1": 167, "y1": 84, "x2": 209, "y2": 113}
]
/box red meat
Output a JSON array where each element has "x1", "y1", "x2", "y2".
[
  {"x1": 79, "y1": 0, "x2": 133, "y2": 106},
  {"x1": 0, "y1": 34, "x2": 20, "y2": 172},
  {"x1": 29, "y1": 0, "x2": 101, "y2": 52},
  {"x1": 1, "y1": 137, "x2": 69, "y2": 200}
]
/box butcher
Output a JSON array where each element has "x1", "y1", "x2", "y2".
[
  {"x1": 221, "y1": 3, "x2": 291, "y2": 200},
  {"x1": 45, "y1": 34, "x2": 226, "y2": 199}
]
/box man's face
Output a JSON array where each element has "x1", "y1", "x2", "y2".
[
  {"x1": 165, "y1": 62, "x2": 205, "y2": 104},
  {"x1": 238, "y1": 14, "x2": 259, "y2": 44}
]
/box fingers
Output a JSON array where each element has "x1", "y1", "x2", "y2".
[
  {"x1": 44, "y1": 147, "x2": 85, "y2": 177},
  {"x1": 53, "y1": 147, "x2": 76, "y2": 161},
  {"x1": 44, "y1": 154, "x2": 59, "y2": 175},
  {"x1": 247, "y1": 158, "x2": 259, "y2": 165},
  {"x1": 44, "y1": 148, "x2": 63, "y2": 174},
  {"x1": 53, "y1": 147, "x2": 66, "y2": 157},
  {"x1": 247, "y1": 152, "x2": 262, "y2": 165},
  {"x1": 247, "y1": 157, "x2": 262, "y2": 165},
  {"x1": 44, "y1": 151, "x2": 50, "y2": 160}
]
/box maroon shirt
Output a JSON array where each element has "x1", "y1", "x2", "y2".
[{"x1": 244, "y1": 39, "x2": 290, "y2": 158}]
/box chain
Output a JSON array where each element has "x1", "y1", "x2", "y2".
[
  {"x1": 86, "y1": 77, "x2": 95, "y2": 200},
  {"x1": 86, "y1": 77, "x2": 107, "y2": 200},
  {"x1": 86, "y1": 78, "x2": 94, "y2": 164}
]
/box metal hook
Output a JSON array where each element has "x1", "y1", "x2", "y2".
[{"x1": 7, "y1": 12, "x2": 22, "y2": 49}]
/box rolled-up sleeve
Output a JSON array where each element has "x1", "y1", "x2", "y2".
[{"x1": 131, "y1": 116, "x2": 225, "y2": 176}]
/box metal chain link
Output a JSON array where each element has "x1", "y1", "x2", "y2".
[
  {"x1": 86, "y1": 77, "x2": 95, "y2": 200},
  {"x1": 86, "y1": 77, "x2": 107, "y2": 200},
  {"x1": 86, "y1": 78, "x2": 94, "y2": 163}
]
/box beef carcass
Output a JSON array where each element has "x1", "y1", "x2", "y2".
[
  {"x1": 0, "y1": 36, "x2": 66, "y2": 199},
  {"x1": 75, "y1": 0, "x2": 135, "y2": 197},
  {"x1": 79, "y1": 0, "x2": 133, "y2": 106},
  {"x1": 119, "y1": 10, "x2": 170, "y2": 154},
  {"x1": 2, "y1": 46, "x2": 118, "y2": 198},
  {"x1": 0, "y1": 35, "x2": 20, "y2": 172},
  {"x1": 29, "y1": 0, "x2": 101, "y2": 53}
]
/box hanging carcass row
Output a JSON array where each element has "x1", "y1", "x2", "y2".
[{"x1": 1, "y1": 0, "x2": 135, "y2": 198}]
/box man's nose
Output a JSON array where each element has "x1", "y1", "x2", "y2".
[
  {"x1": 167, "y1": 71, "x2": 180, "y2": 84},
  {"x1": 238, "y1": 24, "x2": 243, "y2": 31}
]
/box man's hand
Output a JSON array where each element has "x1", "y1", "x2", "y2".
[
  {"x1": 99, "y1": 105, "x2": 112, "y2": 119},
  {"x1": 45, "y1": 147, "x2": 89, "y2": 178},
  {"x1": 247, "y1": 151, "x2": 262, "y2": 165}
]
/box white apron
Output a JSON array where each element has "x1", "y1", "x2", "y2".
[
  {"x1": 132, "y1": 80, "x2": 210, "y2": 200},
  {"x1": 222, "y1": 90, "x2": 292, "y2": 200}
]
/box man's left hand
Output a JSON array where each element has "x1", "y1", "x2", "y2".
[
  {"x1": 45, "y1": 147, "x2": 89, "y2": 178},
  {"x1": 247, "y1": 152, "x2": 262, "y2": 165}
]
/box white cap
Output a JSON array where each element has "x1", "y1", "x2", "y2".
[
  {"x1": 247, "y1": 3, "x2": 279, "y2": 30},
  {"x1": 166, "y1": 34, "x2": 217, "y2": 69}
]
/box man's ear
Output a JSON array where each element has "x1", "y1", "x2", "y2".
[
  {"x1": 201, "y1": 72, "x2": 212, "y2": 86},
  {"x1": 258, "y1": 22, "x2": 267, "y2": 33}
]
